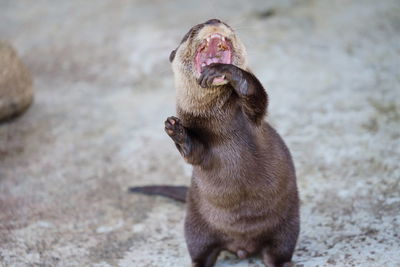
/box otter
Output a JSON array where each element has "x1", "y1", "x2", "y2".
[{"x1": 130, "y1": 19, "x2": 300, "y2": 267}]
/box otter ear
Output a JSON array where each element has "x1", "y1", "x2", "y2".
[{"x1": 169, "y1": 49, "x2": 176, "y2": 62}]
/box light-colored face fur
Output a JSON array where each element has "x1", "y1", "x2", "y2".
[{"x1": 171, "y1": 21, "x2": 248, "y2": 116}]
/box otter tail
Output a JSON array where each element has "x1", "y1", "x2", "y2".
[{"x1": 129, "y1": 185, "x2": 188, "y2": 202}]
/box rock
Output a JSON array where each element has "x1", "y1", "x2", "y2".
[{"x1": 0, "y1": 41, "x2": 33, "y2": 121}]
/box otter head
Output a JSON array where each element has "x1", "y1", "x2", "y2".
[{"x1": 169, "y1": 19, "x2": 248, "y2": 115}]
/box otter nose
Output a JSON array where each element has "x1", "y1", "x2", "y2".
[{"x1": 205, "y1": 19, "x2": 221, "y2": 25}]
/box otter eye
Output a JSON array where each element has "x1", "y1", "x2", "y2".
[{"x1": 169, "y1": 49, "x2": 176, "y2": 62}]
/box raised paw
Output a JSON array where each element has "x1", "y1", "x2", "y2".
[
  {"x1": 164, "y1": 116, "x2": 186, "y2": 144},
  {"x1": 198, "y1": 63, "x2": 232, "y2": 88}
]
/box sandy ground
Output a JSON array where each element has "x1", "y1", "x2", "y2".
[{"x1": 0, "y1": 0, "x2": 399, "y2": 266}]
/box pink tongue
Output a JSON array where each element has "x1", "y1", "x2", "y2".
[
  {"x1": 205, "y1": 58, "x2": 221, "y2": 66},
  {"x1": 205, "y1": 38, "x2": 229, "y2": 85},
  {"x1": 208, "y1": 38, "x2": 220, "y2": 55},
  {"x1": 212, "y1": 76, "x2": 227, "y2": 85},
  {"x1": 201, "y1": 37, "x2": 227, "y2": 66},
  {"x1": 195, "y1": 36, "x2": 231, "y2": 85}
]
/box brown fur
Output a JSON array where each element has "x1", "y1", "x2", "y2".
[
  {"x1": 131, "y1": 19, "x2": 299, "y2": 267},
  {"x1": 171, "y1": 20, "x2": 247, "y2": 116}
]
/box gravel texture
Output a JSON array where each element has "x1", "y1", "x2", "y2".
[{"x1": 0, "y1": 0, "x2": 399, "y2": 266}]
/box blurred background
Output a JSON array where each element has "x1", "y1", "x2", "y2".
[{"x1": 0, "y1": 0, "x2": 399, "y2": 266}]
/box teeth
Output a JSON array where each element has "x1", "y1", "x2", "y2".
[
  {"x1": 204, "y1": 33, "x2": 227, "y2": 44},
  {"x1": 201, "y1": 63, "x2": 206, "y2": 67}
]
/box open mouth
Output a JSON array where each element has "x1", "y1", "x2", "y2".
[{"x1": 195, "y1": 33, "x2": 232, "y2": 74}]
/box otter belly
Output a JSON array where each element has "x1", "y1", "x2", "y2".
[{"x1": 197, "y1": 184, "x2": 275, "y2": 229}]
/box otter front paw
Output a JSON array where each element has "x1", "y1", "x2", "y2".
[
  {"x1": 164, "y1": 116, "x2": 186, "y2": 144},
  {"x1": 198, "y1": 63, "x2": 233, "y2": 88}
]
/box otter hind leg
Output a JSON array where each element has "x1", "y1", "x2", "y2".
[
  {"x1": 262, "y1": 249, "x2": 293, "y2": 267},
  {"x1": 190, "y1": 246, "x2": 221, "y2": 267},
  {"x1": 185, "y1": 226, "x2": 221, "y2": 267},
  {"x1": 185, "y1": 207, "x2": 222, "y2": 267},
  {"x1": 261, "y1": 233, "x2": 298, "y2": 267}
]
